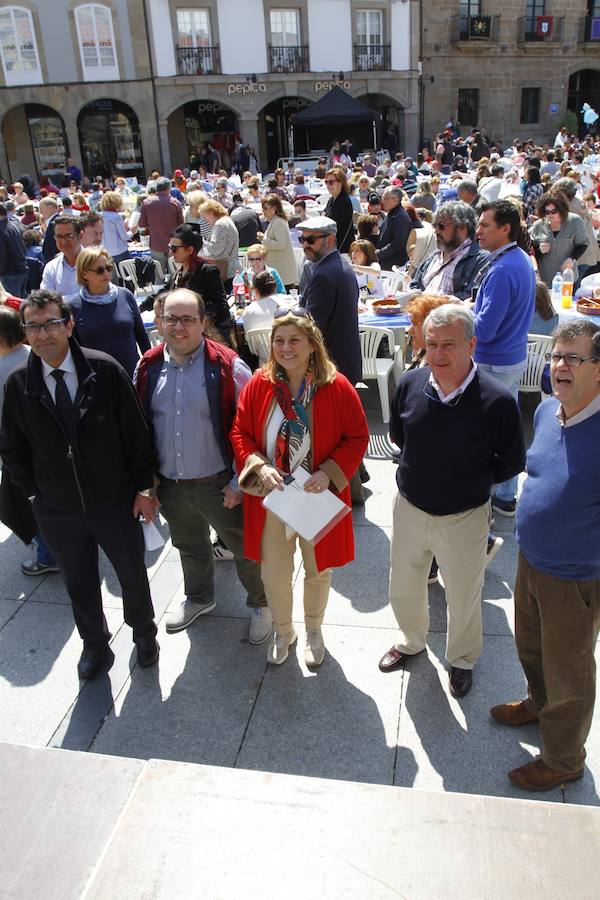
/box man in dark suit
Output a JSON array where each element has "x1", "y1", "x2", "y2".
[
  {"x1": 297, "y1": 216, "x2": 361, "y2": 385},
  {"x1": 377, "y1": 187, "x2": 413, "y2": 270},
  {"x1": 39, "y1": 197, "x2": 59, "y2": 263}
]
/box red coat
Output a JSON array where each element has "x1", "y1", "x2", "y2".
[{"x1": 231, "y1": 371, "x2": 369, "y2": 572}]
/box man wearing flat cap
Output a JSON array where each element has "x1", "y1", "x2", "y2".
[{"x1": 297, "y1": 215, "x2": 361, "y2": 386}]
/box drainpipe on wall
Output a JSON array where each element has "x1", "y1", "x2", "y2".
[{"x1": 142, "y1": 0, "x2": 165, "y2": 174}]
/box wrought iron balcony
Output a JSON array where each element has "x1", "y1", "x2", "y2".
[
  {"x1": 268, "y1": 45, "x2": 309, "y2": 73},
  {"x1": 450, "y1": 14, "x2": 501, "y2": 43},
  {"x1": 176, "y1": 45, "x2": 221, "y2": 76},
  {"x1": 578, "y1": 15, "x2": 600, "y2": 43},
  {"x1": 353, "y1": 44, "x2": 391, "y2": 71},
  {"x1": 517, "y1": 15, "x2": 565, "y2": 43}
]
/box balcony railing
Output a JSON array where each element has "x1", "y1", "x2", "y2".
[
  {"x1": 578, "y1": 15, "x2": 600, "y2": 43},
  {"x1": 517, "y1": 15, "x2": 565, "y2": 43},
  {"x1": 450, "y1": 14, "x2": 501, "y2": 43},
  {"x1": 268, "y1": 45, "x2": 309, "y2": 73},
  {"x1": 176, "y1": 45, "x2": 221, "y2": 75},
  {"x1": 353, "y1": 44, "x2": 391, "y2": 71}
]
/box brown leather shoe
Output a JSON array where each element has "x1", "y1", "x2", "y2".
[
  {"x1": 491, "y1": 700, "x2": 539, "y2": 726},
  {"x1": 508, "y1": 758, "x2": 583, "y2": 792},
  {"x1": 378, "y1": 647, "x2": 408, "y2": 672}
]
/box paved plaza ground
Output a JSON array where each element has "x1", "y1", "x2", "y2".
[{"x1": 1, "y1": 390, "x2": 600, "y2": 810}]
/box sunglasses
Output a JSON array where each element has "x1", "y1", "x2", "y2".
[
  {"x1": 88, "y1": 264, "x2": 114, "y2": 275},
  {"x1": 544, "y1": 208, "x2": 559, "y2": 215},
  {"x1": 247, "y1": 257, "x2": 263, "y2": 262},
  {"x1": 273, "y1": 306, "x2": 311, "y2": 320},
  {"x1": 298, "y1": 234, "x2": 327, "y2": 245},
  {"x1": 55, "y1": 233, "x2": 77, "y2": 241},
  {"x1": 168, "y1": 243, "x2": 185, "y2": 251},
  {"x1": 324, "y1": 179, "x2": 338, "y2": 185}
]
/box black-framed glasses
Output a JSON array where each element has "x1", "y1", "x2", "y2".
[
  {"x1": 545, "y1": 352, "x2": 598, "y2": 367},
  {"x1": 273, "y1": 307, "x2": 311, "y2": 320},
  {"x1": 162, "y1": 314, "x2": 202, "y2": 328},
  {"x1": 168, "y1": 243, "x2": 185, "y2": 252},
  {"x1": 88, "y1": 264, "x2": 113, "y2": 275},
  {"x1": 23, "y1": 318, "x2": 68, "y2": 335},
  {"x1": 247, "y1": 256, "x2": 263, "y2": 262},
  {"x1": 544, "y1": 208, "x2": 559, "y2": 215},
  {"x1": 55, "y1": 232, "x2": 77, "y2": 241},
  {"x1": 324, "y1": 179, "x2": 337, "y2": 185},
  {"x1": 434, "y1": 221, "x2": 452, "y2": 231},
  {"x1": 298, "y1": 234, "x2": 327, "y2": 245}
]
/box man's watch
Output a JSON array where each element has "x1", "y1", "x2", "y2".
[{"x1": 137, "y1": 489, "x2": 154, "y2": 498}]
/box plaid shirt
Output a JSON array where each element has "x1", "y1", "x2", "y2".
[
  {"x1": 138, "y1": 193, "x2": 184, "y2": 254},
  {"x1": 422, "y1": 238, "x2": 473, "y2": 295}
]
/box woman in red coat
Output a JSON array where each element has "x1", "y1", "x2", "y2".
[{"x1": 231, "y1": 309, "x2": 369, "y2": 668}]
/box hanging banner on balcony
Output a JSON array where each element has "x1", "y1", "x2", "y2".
[
  {"x1": 591, "y1": 17, "x2": 600, "y2": 40},
  {"x1": 536, "y1": 16, "x2": 553, "y2": 37},
  {"x1": 469, "y1": 15, "x2": 491, "y2": 38}
]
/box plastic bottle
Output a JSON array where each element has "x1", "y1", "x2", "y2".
[
  {"x1": 232, "y1": 268, "x2": 245, "y2": 306},
  {"x1": 551, "y1": 272, "x2": 563, "y2": 303},
  {"x1": 242, "y1": 270, "x2": 251, "y2": 302},
  {"x1": 561, "y1": 264, "x2": 574, "y2": 309}
]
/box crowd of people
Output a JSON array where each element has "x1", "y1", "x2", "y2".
[{"x1": 0, "y1": 120, "x2": 600, "y2": 794}]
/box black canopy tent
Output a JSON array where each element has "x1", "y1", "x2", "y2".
[{"x1": 290, "y1": 86, "x2": 380, "y2": 157}]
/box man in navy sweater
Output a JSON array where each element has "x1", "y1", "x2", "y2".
[
  {"x1": 492, "y1": 320, "x2": 600, "y2": 791},
  {"x1": 379, "y1": 305, "x2": 525, "y2": 698},
  {"x1": 474, "y1": 200, "x2": 536, "y2": 517}
]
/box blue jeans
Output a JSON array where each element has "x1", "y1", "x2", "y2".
[
  {"x1": 477, "y1": 362, "x2": 524, "y2": 502},
  {"x1": 34, "y1": 534, "x2": 57, "y2": 567},
  {"x1": 2, "y1": 273, "x2": 27, "y2": 298}
]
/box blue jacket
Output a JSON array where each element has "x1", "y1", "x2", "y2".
[{"x1": 474, "y1": 245, "x2": 536, "y2": 366}]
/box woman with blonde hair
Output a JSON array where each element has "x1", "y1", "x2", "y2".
[
  {"x1": 70, "y1": 246, "x2": 150, "y2": 377},
  {"x1": 258, "y1": 194, "x2": 298, "y2": 289},
  {"x1": 99, "y1": 190, "x2": 132, "y2": 264},
  {"x1": 197, "y1": 198, "x2": 239, "y2": 290},
  {"x1": 231, "y1": 309, "x2": 369, "y2": 667}
]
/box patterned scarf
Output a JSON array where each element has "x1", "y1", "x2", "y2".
[
  {"x1": 80, "y1": 282, "x2": 119, "y2": 305},
  {"x1": 273, "y1": 373, "x2": 317, "y2": 474}
]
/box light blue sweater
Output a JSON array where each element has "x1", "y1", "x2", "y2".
[
  {"x1": 516, "y1": 398, "x2": 600, "y2": 580},
  {"x1": 474, "y1": 245, "x2": 536, "y2": 365}
]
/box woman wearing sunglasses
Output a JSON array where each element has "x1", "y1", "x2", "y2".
[
  {"x1": 70, "y1": 246, "x2": 150, "y2": 378},
  {"x1": 323, "y1": 167, "x2": 356, "y2": 254},
  {"x1": 231, "y1": 309, "x2": 369, "y2": 667},
  {"x1": 529, "y1": 193, "x2": 589, "y2": 288},
  {"x1": 258, "y1": 194, "x2": 298, "y2": 290}
]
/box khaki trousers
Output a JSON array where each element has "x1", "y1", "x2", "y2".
[
  {"x1": 515, "y1": 552, "x2": 600, "y2": 772},
  {"x1": 260, "y1": 510, "x2": 331, "y2": 636},
  {"x1": 389, "y1": 492, "x2": 489, "y2": 669}
]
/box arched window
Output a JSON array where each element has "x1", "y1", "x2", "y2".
[
  {"x1": 0, "y1": 6, "x2": 42, "y2": 86},
  {"x1": 74, "y1": 3, "x2": 119, "y2": 80}
]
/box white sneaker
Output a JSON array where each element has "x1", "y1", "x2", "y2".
[
  {"x1": 266, "y1": 629, "x2": 298, "y2": 665},
  {"x1": 249, "y1": 607, "x2": 272, "y2": 644},
  {"x1": 213, "y1": 540, "x2": 234, "y2": 561},
  {"x1": 304, "y1": 627, "x2": 325, "y2": 667}
]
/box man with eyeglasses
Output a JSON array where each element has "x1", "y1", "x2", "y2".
[
  {"x1": 376, "y1": 187, "x2": 413, "y2": 269},
  {"x1": 378, "y1": 305, "x2": 525, "y2": 699},
  {"x1": 40, "y1": 215, "x2": 82, "y2": 302},
  {"x1": 492, "y1": 320, "x2": 600, "y2": 791},
  {"x1": 410, "y1": 201, "x2": 488, "y2": 300},
  {"x1": 134, "y1": 288, "x2": 270, "y2": 644},
  {"x1": 0, "y1": 289, "x2": 159, "y2": 680}
]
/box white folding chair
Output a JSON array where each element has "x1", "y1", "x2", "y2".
[
  {"x1": 167, "y1": 257, "x2": 179, "y2": 276},
  {"x1": 246, "y1": 327, "x2": 272, "y2": 365},
  {"x1": 380, "y1": 271, "x2": 401, "y2": 295},
  {"x1": 146, "y1": 327, "x2": 162, "y2": 347},
  {"x1": 152, "y1": 259, "x2": 165, "y2": 284},
  {"x1": 520, "y1": 334, "x2": 552, "y2": 397},
  {"x1": 118, "y1": 258, "x2": 141, "y2": 292},
  {"x1": 359, "y1": 325, "x2": 404, "y2": 423}
]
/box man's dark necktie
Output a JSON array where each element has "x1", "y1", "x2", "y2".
[{"x1": 50, "y1": 369, "x2": 73, "y2": 431}]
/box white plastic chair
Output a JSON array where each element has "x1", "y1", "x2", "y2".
[
  {"x1": 146, "y1": 327, "x2": 162, "y2": 347},
  {"x1": 359, "y1": 325, "x2": 404, "y2": 423},
  {"x1": 167, "y1": 257, "x2": 179, "y2": 276},
  {"x1": 380, "y1": 271, "x2": 401, "y2": 295},
  {"x1": 519, "y1": 334, "x2": 552, "y2": 396},
  {"x1": 246, "y1": 327, "x2": 272, "y2": 365},
  {"x1": 152, "y1": 259, "x2": 165, "y2": 284},
  {"x1": 118, "y1": 258, "x2": 141, "y2": 292}
]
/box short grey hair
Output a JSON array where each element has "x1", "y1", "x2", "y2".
[
  {"x1": 552, "y1": 177, "x2": 577, "y2": 200},
  {"x1": 457, "y1": 179, "x2": 478, "y2": 197},
  {"x1": 423, "y1": 304, "x2": 475, "y2": 341},
  {"x1": 433, "y1": 201, "x2": 477, "y2": 238},
  {"x1": 552, "y1": 320, "x2": 600, "y2": 360},
  {"x1": 156, "y1": 176, "x2": 171, "y2": 192},
  {"x1": 383, "y1": 186, "x2": 403, "y2": 202}
]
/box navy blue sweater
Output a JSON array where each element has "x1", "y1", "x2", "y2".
[
  {"x1": 69, "y1": 287, "x2": 151, "y2": 379},
  {"x1": 390, "y1": 366, "x2": 525, "y2": 515},
  {"x1": 516, "y1": 398, "x2": 600, "y2": 580}
]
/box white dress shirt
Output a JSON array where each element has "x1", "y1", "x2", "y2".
[{"x1": 41, "y1": 348, "x2": 78, "y2": 403}]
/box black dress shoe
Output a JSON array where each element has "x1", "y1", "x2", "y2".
[
  {"x1": 136, "y1": 636, "x2": 160, "y2": 668},
  {"x1": 449, "y1": 666, "x2": 473, "y2": 698},
  {"x1": 77, "y1": 645, "x2": 112, "y2": 680},
  {"x1": 378, "y1": 646, "x2": 422, "y2": 673}
]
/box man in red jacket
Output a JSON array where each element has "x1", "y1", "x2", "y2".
[{"x1": 135, "y1": 288, "x2": 270, "y2": 643}]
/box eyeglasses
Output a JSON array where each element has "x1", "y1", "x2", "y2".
[
  {"x1": 273, "y1": 306, "x2": 311, "y2": 320},
  {"x1": 23, "y1": 318, "x2": 68, "y2": 334},
  {"x1": 168, "y1": 244, "x2": 185, "y2": 252},
  {"x1": 434, "y1": 222, "x2": 452, "y2": 231},
  {"x1": 298, "y1": 234, "x2": 327, "y2": 245},
  {"x1": 162, "y1": 314, "x2": 202, "y2": 328},
  {"x1": 324, "y1": 179, "x2": 338, "y2": 186},
  {"x1": 55, "y1": 233, "x2": 76, "y2": 241},
  {"x1": 88, "y1": 264, "x2": 114, "y2": 275},
  {"x1": 544, "y1": 208, "x2": 559, "y2": 215},
  {"x1": 247, "y1": 257, "x2": 263, "y2": 263},
  {"x1": 545, "y1": 352, "x2": 598, "y2": 367}
]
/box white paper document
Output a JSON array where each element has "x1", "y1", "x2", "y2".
[{"x1": 262, "y1": 466, "x2": 351, "y2": 544}]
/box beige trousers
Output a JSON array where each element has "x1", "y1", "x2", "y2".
[
  {"x1": 260, "y1": 510, "x2": 331, "y2": 636},
  {"x1": 389, "y1": 492, "x2": 489, "y2": 669}
]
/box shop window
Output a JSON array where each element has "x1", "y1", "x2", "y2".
[
  {"x1": 0, "y1": 6, "x2": 42, "y2": 86},
  {"x1": 520, "y1": 87, "x2": 540, "y2": 124},
  {"x1": 458, "y1": 88, "x2": 479, "y2": 125},
  {"x1": 74, "y1": 4, "x2": 119, "y2": 81}
]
